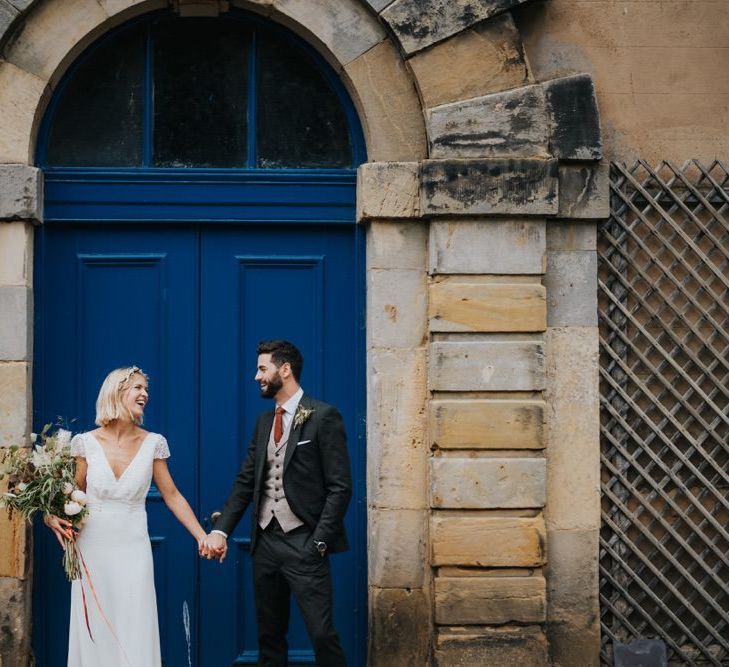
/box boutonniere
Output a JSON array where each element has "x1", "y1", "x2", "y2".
[{"x1": 293, "y1": 405, "x2": 315, "y2": 429}]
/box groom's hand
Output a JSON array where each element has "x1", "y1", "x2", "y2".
[{"x1": 201, "y1": 532, "x2": 227, "y2": 563}]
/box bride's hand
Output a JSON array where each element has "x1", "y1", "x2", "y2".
[{"x1": 43, "y1": 514, "x2": 74, "y2": 548}]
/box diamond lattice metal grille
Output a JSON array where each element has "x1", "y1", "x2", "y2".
[{"x1": 599, "y1": 161, "x2": 729, "y2": 666}]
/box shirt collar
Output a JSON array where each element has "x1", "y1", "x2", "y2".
[{"x1": 279, "y1": 386, "x2": 304, "y2": 415}]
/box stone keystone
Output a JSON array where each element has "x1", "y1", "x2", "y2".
[
  {"x1": 421, "y1": 158, "x2": 558, "y2": 216},
  {"x1": 544, "y1": 74, "x2": 602, "y2": 162}
]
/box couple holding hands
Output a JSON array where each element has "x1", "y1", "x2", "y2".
[{"x1": 45, "y1": 340, "x2": 351, "y2": 667}]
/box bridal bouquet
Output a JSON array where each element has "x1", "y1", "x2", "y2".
[{"x1": 1, "y1": 425, "x2": 88, "y2": 580}]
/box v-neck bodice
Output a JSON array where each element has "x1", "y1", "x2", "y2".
[{"x1": 72, "y1": 431, "x2": 166, "y2": 509}]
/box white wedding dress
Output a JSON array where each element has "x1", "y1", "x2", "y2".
[{"x1": 68, "y1": 431, "x2": 169, "y2": 667}]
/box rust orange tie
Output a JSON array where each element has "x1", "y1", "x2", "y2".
[{"x1": 274, "y1": 406, "x2": 284, "y2": 444}]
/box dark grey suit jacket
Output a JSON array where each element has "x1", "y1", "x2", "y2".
[{"x1": 214, "y1": 395, "x2": 352, "y2": 553}]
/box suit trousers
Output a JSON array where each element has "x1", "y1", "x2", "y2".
[{"x1": 253, "y1": 518, "x2": 346, "y2": 667}]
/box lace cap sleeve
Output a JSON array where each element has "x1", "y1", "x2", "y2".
[
  {"x1": 70, "y1": 434, "x2": 85, "y2": 457},
  {"x1": 154, "y1": 435, "x2": 171, "y2": 460}
]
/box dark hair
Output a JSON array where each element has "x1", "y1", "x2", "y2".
[{"x1": 257, "y1": 340, "x2": 303, "y2": 382}]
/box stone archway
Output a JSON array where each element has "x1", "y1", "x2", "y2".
[{"x1": 0, "y1": 1, "x2": 604, "y2": 664}]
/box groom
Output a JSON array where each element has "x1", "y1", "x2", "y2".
[{"x1": 202, "y1": 339, "x2": 352, "y2": 667}]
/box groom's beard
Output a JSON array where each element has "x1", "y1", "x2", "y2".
[{"x1": 259, "y1": 371, "x2": 283, "y2": 399}]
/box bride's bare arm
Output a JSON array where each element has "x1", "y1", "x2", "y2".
[{"x1": 152, "y1": 459, "x2": 207, "y2": 545}]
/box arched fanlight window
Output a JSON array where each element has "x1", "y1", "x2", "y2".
[{"x1": 41, "y1": 13, "x2": 359, "y2": 169}]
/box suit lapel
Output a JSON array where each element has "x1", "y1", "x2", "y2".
[
  {"x1": 283, "y1": 394, "x2": 311, "y2": 473},
  {"x1": 255, "y1": 411, "x2": 274, "y2": 478}
]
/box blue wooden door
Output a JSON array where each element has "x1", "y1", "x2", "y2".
[{"x1": 33, "y1": 223, "x2": 365, "y2": 666}]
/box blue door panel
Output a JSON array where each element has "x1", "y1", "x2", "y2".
[{"x1": 33, "y1": 225, "x2": 199, "y2": 667}]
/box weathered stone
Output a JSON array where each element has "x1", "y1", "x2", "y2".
[
  {"x1": 429, "y1": 219, "x2": 546, "y2": 275},
  {"x1": 544, "y1": 327, "x2": 600, "y2": 532},
  {"x1": 273, "y1": 0, "x2": 385, "y2": 67},
  {"x1": 545, "y1": 251, "x2": 598, "y2": 327},
  {"x1": 547, "y1": 220, "x2": 596, "y2": 252},
  {"x1": 369, "y1": 588, "x2": 430, "y2": 667},
  {"x1": 431, "y1": 399, "x2": 545, "y2": 450},
  {"x1": 357, "y1": 162, "x2": 420, "y2": 221},
  {"x1": 546, "y1": 529, "x2": 600, "y2": 666},
  {"x1": 432, "y1": 514, "x2": 546, "y2": 566},
  {"x1": 369, "y1": 508, "x2": 427, "y2": 588},
  {"x1": 0, "y1": 576, "x2": 32, "y2": 667},
  {"x1": 0, "y1": 1, "x2": 19, "y2": 42},
  {"x1": 5, "y1": 0, "x2": 108, "y2": 82},
  {"x1": 5, "y1": 0, "x2": 34, "y2": 11},
  {"x1": 428, "y1": 85, "x2": 549, "y2": 159},
  {"x1": 544, "y1": 74, "x2": 602, "y2": 161},
  {"x1": 429, "y1": 280, "x2": 546, "y2": 332},
  {"x1": 409, "y1": 14, "x2": 530, "y2": 107},
  {"x1": 101, "y1": 0, "x2": 166, "y2": 16},
  {"x1": 435, "y1": 576, "x2": 546, "y2": 624},
  {"x1": 368, "y1": 268, "x2": 426, "y2": 348},
  {"x1": 0, "y1": 362, "x2": 30, "y2": 447},
  {"x1": 344, "y1": 39, "x2": 427, "y2": 161},
  {"x1": 0, "y1": 287, "x2": 30, "y2": 361},
  {"x1": 435, "y1": 625, "x2": 548, "y2": 666},
  {"x1": 367, "y1": 220, "x2": 427, "y2": 270},
  {"x1": 0, "y1": 165, "x2": 42, "y2": 222},
  {"x1": 365, "y1": 0, "x2": 394, "y2": 11},
  {"x1": 422, "y1": 159, "x2": 559, "y2": 216},
  {"x1": 367, "y1": 347, "x2": 428, "y2": 509},
  {"x1": 0, "y1": 221, "x2": 32, "y2": 286},
  {"x1": 431, "y1": 457, "x2": 546, "y2": 508},
  {"x1": 382, "y1": 0, "x2": 531, "y2": 55},
  {"x1": 0, "y1": 61, "x2": 47, "y2": 164},
  {"x1": 429, "y1": 341, "x2": 545, "y2": 392},
  {"x1": 0, "y1": 476, "x2": 28, "y2": 578},
  {"x1": 558, "y1": 164, "x2": 609, "y2": 219}
]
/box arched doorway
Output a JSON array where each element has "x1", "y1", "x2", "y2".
[{"x1": 32, "y1": 9, "x2": 366, "y2": 666}]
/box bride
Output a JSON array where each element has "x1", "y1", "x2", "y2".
[{"x1": 44, "y1": 366, "x2": 209, "y2": 666}]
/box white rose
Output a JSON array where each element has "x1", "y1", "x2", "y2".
[
  {"x1": 56, "y1": 429, "x2": 72, "y2": 447},
  {"x1": 64, "y1": 501, "x2": 82, "y2": 516},
  {"x1": 16, "y1": 482, "x2": 27, "y2": 492},
  {"x1": 62, "y1": 482, "x2": 74, "y2": 495},
  {"x1": 30, "y1": 433, "x2": 38, "y2": 443},
  {"x1": 70, "y1": 489, "x2": 87, "y2": 505}
]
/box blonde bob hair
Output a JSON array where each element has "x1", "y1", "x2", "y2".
[{"x1": 95, "y1": 366, "x2": 149, "y2": 426}]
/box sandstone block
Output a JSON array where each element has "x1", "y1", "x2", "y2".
[
  {"x1": 429, "y1": 219, "x2": 546, "y2": 275},
  {"x1": 0, "y1": 476, "x2": 28, "y2": 578},
  {"x1": 99, "y1": 0, "x2": 165, "y2": 16},
  {"x1": 366, "y1": 220, "x2": 427, "y2": 270},
  {"x1": 430, "y1": 340, "x2": 545, "y2": 392},
  {"x1": 365, "y1": 0, "x2": 393, "y2": 11},
  {"x1": 545, "y1": 250, "x2": 598, "y2": 327},
  {"x1": 0, "y1": 362, "x2": 30, "y2": 447},
  {"x1": 368, "y1": 268, "x2": 426, "y2": 349},
  {"x1": 369, "y1": 508, "x2": 427, "y2": 588},
  {"x1": 428, "y1": 85, "x2": 549, "y2": 159},
  {"x1": 435, "y1": 576, "x2": 546, "y2": 624},
  {"x1": 546, "y1": 529, "x2": 600, "y2": 665},
  {"x1": 344, "y1": 39, "x2": 427, "y2": 162},
  {"x1": 558, "y1": 164, "x2": 609, "y2": 219},
  {"x1": 408, "y1": 14, "x2": 529, "y2": 107},
  {"x1": 5, "y1": 0, "x2": 108, "y2": 82},
  {"x1": 544, "y1": 74, "x2": 602, "y2": 162},
  {"x1": 357, "y1": 161, "x2": 420, "y2": 221},
  {"x1": 0, "y1": 61, "x2": 47, "y2": 164},
  {"x1": 0, "y1": 576, "x2": 31, "y2": 667},
  {"x1": 273, "y1": 0, "x2": 385, "y2": 67},
  {"x1": 432, "y1": 514, "x2": 546, "y2": 566},
  {"x1": 0, "y1": 287, "x2": 30, "y2": 361},
  {"x1": 431, "y1": 399, "x2": 545, "y2": 450},
  {"x1": 431, "y1": 457, "x2": 546, "y2": 509},
  {"x1": 367, "y1": 347, "x2": 428, "y2": 509},
  {"x1": 429, "y1": 280, "x2": 546, "y2": 332},
  {"x1": 0, "y1": 1, "x2": 19, "y2": 42},
  {"x1": 382, "y1": 0, "x2": 531, "y2": 55},
  {"x1": 544, "y1": 327, "x2": 600, "y2": 532},
  {"x1": 369, "y1": 588, "x2": 430, "y2": 666},
  {"x1": 422, "y1": 159, "x2": 559, "y2": 216},
  {"x1": 547, "y1": 220, "x2": 596, "y2": 252},
  {"x1": 0, "y1": 165, "x2": 42, "y2": 222},
  {"x1": 0, "y1": 221, "x2": 33, "y2": 286},
  {"x1": 435, "y1": 625, "x2": 548, "y2": 666},
  {"x1": 6, "y1": 0, "x2": 34, "y2": 10}
]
